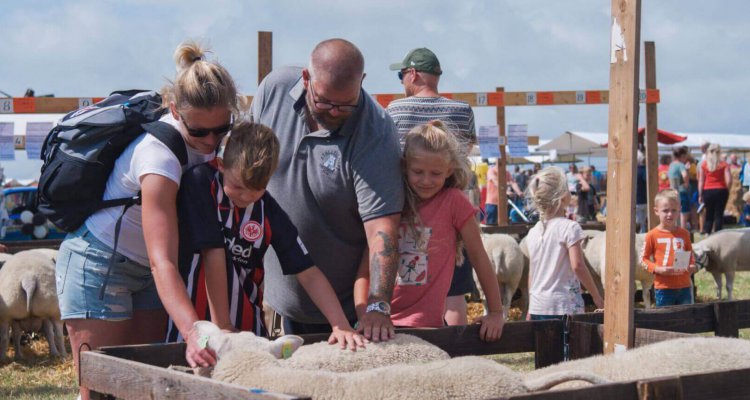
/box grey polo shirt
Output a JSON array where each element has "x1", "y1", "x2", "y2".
[{"x1": 251, "y1": 66, "x2": 404, "y2": 323}]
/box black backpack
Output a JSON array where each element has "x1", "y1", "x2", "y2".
[
  {"x1": 37, "y1": 90, "x2": 188, "y2": 232},
  {"x1": 37, "y1": 90, "x2": 188, "y2": 299}
]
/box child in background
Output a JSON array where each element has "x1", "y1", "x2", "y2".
[
  {"x1": 741, "y1": 192, "x2": 750, "y2": 227},
  {"x1": 355, "y1": 120, "x2": 504, "y2": 342},
  {"x1": 525, "y1": 167, "x2": 604, "y2": 320},
  {"x1": 640, "y1": 189, "x2": 697, "y2": 307},
  {"x1": 167, "y1": 121, "x2": 364, "y2": 350}
]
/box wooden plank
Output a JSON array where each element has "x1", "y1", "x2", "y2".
[
  {"x1": 481, "y1": 224, "x2": 530, "y2": 236},
  {"x1": 258, "y1": 31, "x2": 273, "y2": 84},
  {"x1": 568, "y1": 321, "x2": 603, "y2": 359},
  {"x1": 572, "y1": 303, "x2": 717, "y2": 334},
  {"x1": 99, "y1": 342, "x2": 187, "y2": 368},
  {"x1": 603, "y1": 0, "x2": 641, "y2": 354},
  {"x1": 680, "y1": 366, "x2": 750, "y2": 400},
  {"x1": 632, "y1": 327, "x2": 696, "y2": 347},
  {"x1": 533, "y1": 319, "x2": 565, "y2": 368},
  {"x1": 637, "y1": 377, "x2": 684, "y2": 400},
  {"x1": 81, "y1": 350, "x2": 307, "y2": 400},
  {"x1": 505, "y1": 382, "x2": 638, "y2": 399},
  {"x1": 496, "y1": 87, "x2": 509, "y2": 226},
  {"x1": 644, "y1": 41, "x2": 659, "y2": 230},
  {"x1": 297, "y1": 322, "x2": 543, "y2": 358},
  {"x1": 713, "y1": 301, "x2": 739, "y2": 337},
  {"x1": 5, "y1": 239, "x2": 62, "y2": 253}
]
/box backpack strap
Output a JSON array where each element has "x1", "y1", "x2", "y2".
[
  {"x1": 98, "y1": 121, "x2": 188, "y2": 300},
  {"x1": 142, "y1": 121, "x2": 188, "y2": 166}
]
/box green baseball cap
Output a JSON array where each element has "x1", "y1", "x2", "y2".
[{"x1": 389, "y1": 48, "x2": 442, "y2": 75}]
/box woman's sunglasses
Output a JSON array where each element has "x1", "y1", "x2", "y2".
[{"x1": 178, "y1": 112, "x2": 234, "y2": 138}]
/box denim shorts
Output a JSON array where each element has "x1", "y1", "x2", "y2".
[
  {"x1": 56, "y1": 224, "x2": 163, "y2": 320},
  {"x1": 655, "y1": 287, "x2": 693, "y2": 307}
]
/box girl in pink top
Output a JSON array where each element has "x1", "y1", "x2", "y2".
[
  {"x1": 356, "y1": 120, "x2": 504, "y2": 341},
  {"x1": 698, "y1": 143, "x2": 732, "y2": 234}
]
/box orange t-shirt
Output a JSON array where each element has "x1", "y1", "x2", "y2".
[{"x1": 640, "y1": 227, "x2": 694, "y2": 290}]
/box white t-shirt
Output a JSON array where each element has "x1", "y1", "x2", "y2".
[
  {"x1": 526, "y1": 217, "x2": 586, "y2": 315},
  {"x1": 86, "y1": 114, "x2": 215, "y2": 266}
]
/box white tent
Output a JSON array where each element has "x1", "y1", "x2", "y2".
[
  {"x1": 672, "y1": 133, "x2": 750, "y2": 152},
  {"x1": 535, "y1": 131, "x2": 608, "y2": 157}
]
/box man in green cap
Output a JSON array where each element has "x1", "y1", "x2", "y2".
[{"x1": 386, "y1": 47, "x2": 478, "y2": 327}]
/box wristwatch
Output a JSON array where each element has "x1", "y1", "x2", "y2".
[{"x1": 366, "y1": 301, "x2": 391, "y2": 316}]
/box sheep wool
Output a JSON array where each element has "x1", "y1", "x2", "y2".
[
  {"x1": 525, "y1": 337, "x2": 750, "y2": 390},
  {"x1": 213, "y1": 349, "x2": 528, "y2": 400},
  {"x1": 285, "y1": 333, "x2": 450, "y2": 372}
]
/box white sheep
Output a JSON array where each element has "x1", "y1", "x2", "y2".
[
  {"x1": 194, "y1": 321, "x2": 450, "y2": 373},
  {"x1": 0, "y1": 253, "x2": 13, "y2": 269},
  {"x1": 693, "y1": 228, "x2": 750, "y2": 301},
  {"x1": 204, "y1": 327, "x2": 604, "y2": 399},
  {"x1": 200, "y1": 323, "x2": 750, "y2": 399},
  {"x1": 477, "y1": 233, "x2": 526, "y2": 320},
  {"x1": 0, "y1": 250, "x2": 66, "y2": 361},
  {"x1": 525, "y1": 337, "x2": 750, "y2": 389},
  {"x1": 581, "y1": 230, "x2": 655, "y2": 308}
]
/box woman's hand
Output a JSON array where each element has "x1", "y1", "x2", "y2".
[
  {"x1": 185, "y1": 327, "x2": 218, "y2": 368},
  {"x1": 328, "y1": 326, "x2": 367, "y2": 351},
  {"x1": 476, "y1": 311, "x2": 504, "y2": 342}
]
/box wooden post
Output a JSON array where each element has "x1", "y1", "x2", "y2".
[
  {"x1": 603, "y1": 0, "x2": 641, "y2": 354},
  {"x1": 644, "y1": 41, "x2": 659, "y2": 230},
  {"x1": 258, "y1": 31, "x2": 273, "y2": 84},
  {"x1": 496, "y1": 87, "x2": 509, "y2": 226}
]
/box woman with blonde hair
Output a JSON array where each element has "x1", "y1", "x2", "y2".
[
  {"x1": 55, "y1": 40, "x2": 239, "y2": 400},
  {"x1": 698, "y1": 143, "x2": 732, "y2": 234}
]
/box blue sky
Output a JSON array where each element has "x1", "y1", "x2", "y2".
[{"x1": 1, "y1": 1, "x2": 749, "y2": 179}]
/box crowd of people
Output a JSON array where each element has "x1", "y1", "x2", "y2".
[
  {"x1": 636, "y1": 142, "x2": 750, "y2": 234},
  {"x1": 478, "y1": 161, "x2": 605, "y2": 225},
  {"x1": 47, "y1": 38, "x2": 748, "y2": 400}
]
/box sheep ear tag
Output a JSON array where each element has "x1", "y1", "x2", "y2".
[{"x1": 269, "y1": 335, "x2": 304, "y2": 359}]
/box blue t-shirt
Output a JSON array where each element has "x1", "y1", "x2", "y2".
[
  {"x1": 743, "y1": 204, "x2": 750, "y2": 227},
  {"x1": 668, "y1": 161, "x2": 688, "y2": 194}
]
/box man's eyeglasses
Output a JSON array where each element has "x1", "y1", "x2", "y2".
[
  {"x1": 178, "y1": 112, "x2": 234, "y2": 138},
  {"x1": 307, "y1": 80, "x2": 358, "y2": 113}
]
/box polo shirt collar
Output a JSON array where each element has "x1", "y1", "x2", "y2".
[{"x1": 288, "y1": 76, "x2": 364, "y2": 138}]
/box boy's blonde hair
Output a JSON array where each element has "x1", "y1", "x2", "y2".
[
  {"x1": 402, "y1": 120, "x2": 471, "y2": 265},
  {"x1": 221, "y1": 121, "x2": 279, "y2": 189},
  {"x1": 162, "y1": 40, "x2": 239, "y2": 113},
  {"x1": 654, "y1": 188, "x2": 680, "y2": 207},
  {"x1": 526, "y1": 166, "x2": 569, "y2": 220},
  {"x1": 742, "y1": 191, "x2": 750, "y2": 203}
]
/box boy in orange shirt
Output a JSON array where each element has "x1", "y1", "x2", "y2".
[{"x1": 640, "y1": 189, "x2": 698, "y2": 306}]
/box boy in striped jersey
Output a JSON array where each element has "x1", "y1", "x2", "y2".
[{"x1": 167, "y1": 121, "x2": 364, "y2": 350}]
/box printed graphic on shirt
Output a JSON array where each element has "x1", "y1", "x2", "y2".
[
  {"x1": 320, "y1": 150, "x2": 339, "y2": 176},
  {"x1": 656, "y1": 236, "x2": 686, "y2": 266},
  {"x1": 397, "y1": 225, "x2": 431, "y2": 286}
]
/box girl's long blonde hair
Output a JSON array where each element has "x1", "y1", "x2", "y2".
[
  {"x1": 526, "y1": 166, "x2": 569, "y2": 231},
  {"x1": 402, "y1": 120, "x2": 471, "y2": 265}
]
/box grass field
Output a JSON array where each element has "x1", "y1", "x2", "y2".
[{"x1": 3, "y1": 246, "x2": 750, "y2": 398}]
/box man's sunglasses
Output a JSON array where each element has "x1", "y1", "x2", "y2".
[
  {"x1": 178, "y1": 112, "x2": 234, "y2": 138},
  {"x1": 397, "y1": 68, "x2": 414, "y2": 81}
]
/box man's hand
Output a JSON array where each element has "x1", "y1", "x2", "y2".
[
  {"x1": 328, "y1": 326, "x2": 367, "y2": 351},
  {"x1": 357, "y1": 312, "x2": 394, "y2": 342}
]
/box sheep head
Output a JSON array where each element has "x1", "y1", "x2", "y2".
[{"x1": 192, "y1": 321, "x2": 304, "y2": 360}]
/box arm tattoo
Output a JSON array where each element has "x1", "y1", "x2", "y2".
[{"x1": 368, "y1": 231, "x2": 399, "y2": 303}]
